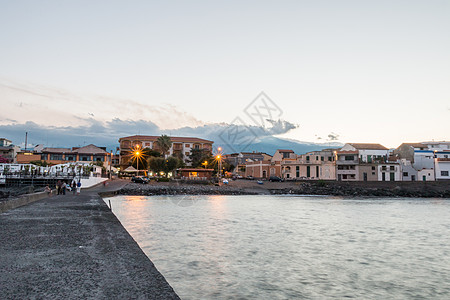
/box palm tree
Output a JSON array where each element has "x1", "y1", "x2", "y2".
[{"x1": 156, "y1": 135, "x2": 172, "y2": 158}]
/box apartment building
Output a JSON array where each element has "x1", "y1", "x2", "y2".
[
  {"x1": 0, "y1": 138, "x2": 20, "y2": 163},
  {"x1": 283, "y1": 150, "x2": 336, "y2": 180},
  {"x1": 118, "y1": 135, "x2": 213, "y2": 168},
  {"x1": 336, "y1": 143, "x2": 389, "y2": 181}
]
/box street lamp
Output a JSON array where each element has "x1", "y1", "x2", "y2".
[{"x1": 109, "y1": 151, "x2": 113, "y2": 180}]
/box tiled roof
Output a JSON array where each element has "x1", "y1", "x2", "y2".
[
  {"x1": 277, "y1": 149, "x2": 294, "y2": 153},
  {"x1": 119, "y1": 135, "x2": 213, "y2": 143},
  {"x1": 42, "y1": 148, "x2": 71, "y2": 153},
  {"x1": 399, "y1": 143, "x2": 426, "y2": 148},
  {"x1": 71, "y1": 144, "x2": 107, "y2": 154},
  {"x1": 349, "y1": 143, "x2": 388, "y2": 150}
]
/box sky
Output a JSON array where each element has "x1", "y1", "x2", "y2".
[{"x1": 1, "y1": 0, "x2": 449, "y2": 149}]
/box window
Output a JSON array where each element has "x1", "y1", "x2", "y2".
[
  {"x1": 345, "y1": 155, "x2": 354, "y2": 161},
  {"x1": 372, "y1": 172, "x2": 375, "y2": 175},
  {"x1": 306, "y1": 156, "x2": 310, "y2": 161},
  {"x1": 390, "y1": 166, "x2": 395, "y2": 171},
  {"x1": 50, "y1": 154, "x2": 63, "y2": 160},
  {"x1": 403, "y1": 172, "x2": 409, "y2": 177},
  {"x1": 328, "y1": 157, "x2": 332, "y2": 161},
  {"x1": 185, "y1": 152, "x2": 189, "y2": 156},
  {"x1": 372, "y1": 166, "x2": 375, "y2": 170},
  {"x1": 441, "y1": 171, "x2": 449, "y2": 176},
  {"x1": 321, "y1": 156, "x2": 324, "y2": 161},
  {"x1": 296, "y1": 166, "x2": 299, "y2": 177},
  {"x1": 316, "y1": 156, "x2": 319, "y2": 160},
  {"x1": 185, "y1": 144, "x2": 190, "y2": 147}
]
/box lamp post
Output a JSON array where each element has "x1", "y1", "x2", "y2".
[{"x1": 109, "y1": 151, "x2": 113, "y2": 180}]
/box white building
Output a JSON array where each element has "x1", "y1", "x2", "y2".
[
  {"x1": 434, "y1": 150, "x2": 450, "y2": 180},
  {"x1": 377, "y1": 163, "x2": 402, "y2": 182}
]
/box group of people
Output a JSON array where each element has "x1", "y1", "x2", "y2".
[{"x1": 45, "y1": 179, "x2": 81, "y2": 196}]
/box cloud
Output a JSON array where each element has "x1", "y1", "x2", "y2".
[
  {"x1": 0, "y1": 117, "x2": 298, "y2": 151},
  {"x1": 327, "y1": 132, "x2": 339, "y2": 141}
]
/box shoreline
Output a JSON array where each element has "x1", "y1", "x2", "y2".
[{"x1": 115, "y1": 180, "x2": 450, "y2": 198}]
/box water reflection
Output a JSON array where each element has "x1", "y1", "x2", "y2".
[{"x1": 105, "y1": 195, "x2": 450, "y2": 300}]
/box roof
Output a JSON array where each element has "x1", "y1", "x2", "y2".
[
  {"x1": 119, "y1": 135, "x2": 213, "y2": 144},
  {"x1": 42, "y1": 148, "x2": 71, "y2": 153},
  {"x1": 71, "y1": 144, "x2": 107, "y2": 154},
  {"x1": 349, "y1": 143, "x2": 388, "y2": 150},
  {"x1": 277, "y1": 149, "x2": 294, "y2": 153},
  {"x1": 337, "y1": 150, "x2": 358, "y2": 154},
  {"x1": 399, "y1": 143, "x2": 426, "y2": 149}
]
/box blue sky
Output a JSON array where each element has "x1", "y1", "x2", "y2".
[{"x1": 1, "y1": 0, "x2": 449, "y2": 148}]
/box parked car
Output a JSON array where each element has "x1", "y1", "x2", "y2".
[
  {"x1": 269, "y1": 176, "x2": 284, "y2": 182},
  {"x1": 131, "y1": 176, "x2": 149, "y2": 184},
  {"x1": 246, "y1": 175, "x2": 254, "y2": 180}
]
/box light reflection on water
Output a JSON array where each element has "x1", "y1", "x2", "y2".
[{"x1": 106, "y1": 195, "x2": 450, "y2": 300}]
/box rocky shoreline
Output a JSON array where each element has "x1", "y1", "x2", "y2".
[{"x1": 117, "y1": 181, "x2": 450, "y2": 198}]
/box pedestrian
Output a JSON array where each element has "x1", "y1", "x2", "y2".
[
  {"x1": 76, "y1": 180, "x2": 81, "y2": 195},
  {"x1": 61, "y1": 181, "x2": 66, "y2": 195},
  {"x1": 56, "y1": 180, "x2": 62, "y2": 195},
  {"x1": 72, "y1": 181, "x2": 77, "y2": 195},
  {"x1": 45, "y1": 185, "x2": 52, "y2": 197}
]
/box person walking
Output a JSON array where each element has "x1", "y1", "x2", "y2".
[
  {"x1": 61, "y1": 181, "x2": 66, "y2": 195},
  {"x1": 72, "y1": 180, "x2": 77, "y2": 195},
  {"x1": 76, "y1": 180, "x2": 81, "y2": 195},
  {"x1": 56, "y1": 180, "x2": 62, "y2": 195}
]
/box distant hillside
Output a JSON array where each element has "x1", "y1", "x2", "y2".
[{"x1": 216, "y1": 135, "x2": 342, "y2": 155}]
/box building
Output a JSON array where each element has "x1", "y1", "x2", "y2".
[
  {"x1": 377, "y1": 162, "x2": 402, "y2": 181},
  {"x1": 434, "y1": 150, "x2": 450, "y2": 180},
  {"x1": 0, "y1": 138, "x2": 21, "y2": 163},
  {"x1": 283, "y1": 150, "x2": 336, "y2": 180},
  {"x1": 16, "y1": 144, "x2": 110, "y2": 167},
  {"x1": 118, "y1": 135, "x2": 214, "y2": 169},
  {"x1": 336, "y1": 143, "x2": 389, "y2": 181},
  {"x1": 224, "y1": 152, "x2": 272, "y2": 176},
  {"x1": 177, "y1": 168, "x2": 214, "y2": 180}
]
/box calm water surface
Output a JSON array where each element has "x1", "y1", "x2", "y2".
[{"x1": 105, "y1": 195, "x2": 450, "y2": 299}]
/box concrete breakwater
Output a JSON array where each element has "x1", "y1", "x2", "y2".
[{"x1": 0, "y1": 181, "x2": 180, "y2": 300}]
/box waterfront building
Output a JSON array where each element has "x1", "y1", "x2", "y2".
[
  {"x1": 118, "y1": 135, "x2": 213, "y2": 169},
  {"x1": 282, "y1": 150, "x2": 336, "y2": 180},
  {"x1": 0, "y1": 138, "x2": 21, "y2": 163},
  {"x1": 336, "y1": 143, "x2": 389, "y2": 181},
  {"x1": 224, "y1": 152, "x2": 272, "y2": 176},
  {"x1": 434, "y1": 150, "x2": 450, "y2": 180},
  {"x1": 16, "y1": 144, "x2": 110, "y2": 167}
]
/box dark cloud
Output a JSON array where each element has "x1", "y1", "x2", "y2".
[
  {"x1": 327, "y1": 132, "x2": 339, "y2": 141},
  {"x1": 0, "y1": 117, "x2": 298, "y2": 152}
]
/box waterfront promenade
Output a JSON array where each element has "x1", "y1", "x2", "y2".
[{"x1": 0, "y1": 180, "x2": 180, "y2": 299}]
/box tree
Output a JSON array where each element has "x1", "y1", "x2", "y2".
[
  {"x1": 148, "y1": 157, "x2": 165, "y2": 175},
  {"x1": 188, "y1": 149, "x2": 212, "y2": 168},
  {"x1": 155, "y1": 135, "x2": 172, "y2": 158}
]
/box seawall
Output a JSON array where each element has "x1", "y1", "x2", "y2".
[{"x1": 0, "y1": 180, "x2": 180, "y2": 299}]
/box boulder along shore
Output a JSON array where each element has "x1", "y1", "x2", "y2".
[{"x1": 116, "y1": 180, "x2": 450, "y2": 198}]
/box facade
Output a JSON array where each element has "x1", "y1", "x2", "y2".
[
  {"x1": 434, "y1": 151, "x2": 450, "y2": 180},
  {"x1": 118, "y1": 135, "x2": 214, "y2": 169},
  {"x1": 16, "y1": 144, "x2": 110, "y2": 167},
  {"x1": 178, "y1": 168, "x2": 214, "y2": 179},
  {"x1": 336, "y1": 143, "x2": 389, "y2": 181},
  {"x1": 283, "y1": 150, "x2": 336, "y2": 180},
  {"x1": 0, "y1": 138, "x2": 20, "y2": 163},
  {"x1": 224, "y1": 152, "x2": 272, "y2": 176},
  {"x1": 377, "y1": 163, "x2": 402, "y2": 181}
]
